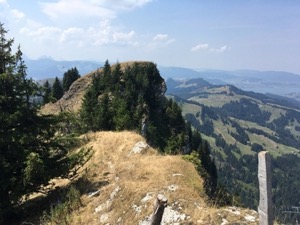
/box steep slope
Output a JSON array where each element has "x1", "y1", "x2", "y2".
[
  {"x1": 41, "y1": 61, "x2": 156, "y2": 115},
  {"x1": 41, "y1": 69, "x2": 95, "y2": 114},
  {"x1": 21, "y1": 131, "x2": 258, "y2": 225}
]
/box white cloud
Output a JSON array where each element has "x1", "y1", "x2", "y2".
[
  {"x1": 59, "y1": 27, "x2": 84, "y2": 43},
  {"x1": 20, "y1": 26, "x2": 62, "y2": 43},
  {"x1": 151, "y1": 33, "x2": 175, "y2": 47},
  {"x1": 210, "y1": 45, "x2": 230, "y2": 53},
  {"x1": 7, "y1": 0, "x2": 151, "y2": 60},
  {"x1": 34, "y1": 0, "x2": 147, "y2": 48},
  {"x1": 191, "y1": 43, "x2": 230, "y2": 53},
  {"x1": 0, "y1": 1, "x2": 26, "y2": 22},
  {"x1": 40, "y1": 0, "x2": 115, "y2": 20},
  {"x1": 11, "y1": 9, "x2": 25, "y2": 20},
  {"x1": 191, "y1": 43, "x2": 209, "y2": 51},
  {"x1": 40, "y1": 0, "x2": 152, "y2": 21},
  {"x1": 92, "y1": 0, "x2": 152, "y2": 10},
  {"x1": 113, "y1": 30, "x2": 135, "y2": 43},
  {"x1": 120, "y1": 0, "x2": 152, "y2": 8},
  {"x1": 153, "y1": 34, "x2": 168, "y2": 41},
  {"x1": 20, "y1": 19, "x2": 137, "y2": 48},
  {"x1": 0, "y1": 0, "x2": 7, "y2": 5}
]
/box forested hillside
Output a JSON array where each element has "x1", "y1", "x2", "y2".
[
  {"x1": 167, "y1": 79, "x2": 300, "y2": 223},
  {"x1": 42, "y1": 60, "x2": 223, "y2": 201},
  {"x1": 1, "y1": 23, "x2": 227, "y2": 224}
]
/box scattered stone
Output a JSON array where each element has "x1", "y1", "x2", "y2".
[
  {"x1": 132, "y1": 204, "x2": 142, "y2": 214},
  {"x1": 245, "y1": 214, "x2": 256, "y2": 222},
  {"x1": 172, "y1": 173, "x2": 183, "y2": 177},
  {"x1": 95, "y1": 186, "x2": 121, "y2": 213},
  {"x1": 226, "y1": 206, "x2": 241, "y2": 215},
  {"x1": 141, "y1": 192, "x2": 155, "y2": 202},
  {"x1": 167, "y1": 184, "x2": 178, "y2": 192},
  {"x1": 88, "y1": 190, "x2": 101, "y2": 198},
  {"x1": 139, "y1": 216, "x2": 151, "y2": 225},
  {"x1": 221, "y1": 218, "x2": 229, "y2": 225},
  {"x1": 161, "y1": 206, "x2": 187, "y2": 224},
  {"x1": 128, "y1": 141, "x2": 149, "y2": 155},
  {"x1": 100, "y1": 213, "x2": 109, "y2": 223},
  {"x1": 110, "y1": 186, "x2": 121, "y2": 200},
  {"x1": 95, "y1": 202, "x2": 110, "y2": 213}
]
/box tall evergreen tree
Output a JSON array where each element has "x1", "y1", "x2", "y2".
[
  {"x1": 100, "y1": 60, "x2": 111, "y2": 91},
  {"x1": 62, "y1": 67, "x2": 80, "y2": 92},
  {"x1": 0, "y1": 23, "x2": 85, "y2": 222},
  {"x1": 42, "y1": 80, "x2": 52, "y2": 104},
  {"x1": 0, "y1": 23, "x2": 14, "y2": 75},
  {"x1": 52, "y1": 76, "x2": 64, "y2": 101},
  {"x1": 80, "y1": 73, "x2": 101, "y2": 132}
]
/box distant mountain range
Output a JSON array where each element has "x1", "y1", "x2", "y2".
[
  {"x1": 24, "y1": 56, "x2": 103, "y2": 81},
  {"x1": 158, "y1": 66, "x2": 300, "y2": 101},
  {"x1": 24, "y1": 57, "x2": 300, "y2": 101}
]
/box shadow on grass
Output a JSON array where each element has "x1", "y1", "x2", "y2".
[{"x1": 8, "y1": 175, "x2": 109, "y2": 225}]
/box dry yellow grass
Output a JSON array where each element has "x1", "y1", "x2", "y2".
[
  {"x1": 38, "y1": 131, "x2": 259, "y2": 225},
  {"x1": 68, "y1": 131, "x2": 205, "y2": 224}
]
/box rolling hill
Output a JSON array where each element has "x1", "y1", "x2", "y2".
[
  {"x1": 159, "y1": 67, "x2": 300, "y2": 101},
  {"x1": 166, "y1": 78, "x2": 300, "y2": 223}
]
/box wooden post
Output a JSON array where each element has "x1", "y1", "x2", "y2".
[
  {"x1": 149, "y1": 194, "x2": 168, "y2": 225},
  {"x1": 258, "y1": 151, "x2": 273, "y2": 225}
]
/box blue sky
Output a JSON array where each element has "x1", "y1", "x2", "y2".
[{"x1": 1, "y1": 0, "x2": 300, "y2": 73}]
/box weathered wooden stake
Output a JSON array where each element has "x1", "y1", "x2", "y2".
[
  {"x1": 258, "y1": 151, "x2": 273, "y2": 225},
  {"x1": 149, "y1": 194, "x2": 168, "y2": 225}
]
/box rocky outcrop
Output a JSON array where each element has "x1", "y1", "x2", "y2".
[
  {"x1": 40, "y1": 61, "x2": 166, "y2": 115},
  {"x1": 41, "y1": 70, "x2": 95, "y2": 114}
]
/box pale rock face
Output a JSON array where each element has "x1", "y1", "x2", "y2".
[{"x1": 128, "y1": 141, "x2": 150, "y2": 155}]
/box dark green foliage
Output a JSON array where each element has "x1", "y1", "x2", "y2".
[
  {"x1": 62, "y1": 67, "x2": 80, "y2": 92},
  {"x1": 52, "y1": 77, "x2": 64, "y2": 102},
  {"x1": 80, "y1": 61, "x2": 189, "y2": 153},
  {"x1": 272, "y1": 154, "x2": 300, "y2": 224},
  {"x1": 219, "y1": 98, "x2": 271, "y2": 125},
  {"x1": 79, "y1": 61, "x2": 220, "y2": 201},
  {"x1": 0, "y1": 24, "x2": 90, "y2": 222},
  {"x1": 251, "y1": 143, "x2": 263, "y2": 152},
  {"x1": 183, "y1": 131, "x2": 228, "y2": 206},
  {"x1": 229, "y1": 120, "x2": 249, "y2": 145},
  {"x1": 42, "y1": 80, "x2": 52, "y2": 104},
  {"x1": 169, "y1": 79, "x2": 300, "y2": 213},
  {"x1": 80, "y1": 73, "x2": 102, "y2": 132}
]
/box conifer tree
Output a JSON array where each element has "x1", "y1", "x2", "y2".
[
  {"x1": 62, "y1": 67, "x2": 80, "y2": 92},
  {"x1": 52, "y1": 76, "x2": 64, "y2": 101},
  {"x1": 80, "y1": 73, "x2": 101, "y2": 132},
  {"x1": 100, "y1": 60, "x2": 111, "y2": 90},
  {"x1": 0, "y1": 23, "x2": 85, "y2": 222},
  {"x1": 42, "y1": 80, "x2": 52, "y2": 104}
]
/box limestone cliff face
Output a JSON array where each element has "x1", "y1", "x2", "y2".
[{"x1": 41, "y1": 61, "x2": 166, "y2": 115}]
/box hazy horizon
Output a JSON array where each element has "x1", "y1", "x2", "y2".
[{"x1": 1, "y1": 0, "x2": 300, "y2": 74}]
